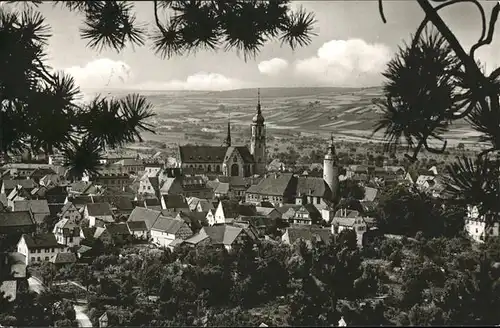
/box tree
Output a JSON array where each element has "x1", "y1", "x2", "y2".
[{"x1": 375, "y1": 0, "x2": 500, "y2": 226}]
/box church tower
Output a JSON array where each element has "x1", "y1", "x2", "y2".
[
  {"x1": 223, "y1": 120, "x2": 231, "y2": 147},
  {"x1": 251, "y1": 89, "x2": 266, "y2": 175},
  {"x1": 323, "y1": 134, "x2": 340, "y2": 206}
]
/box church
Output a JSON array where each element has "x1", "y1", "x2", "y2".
[{"x1": 178, "y1": 90, "x2": 267, "y2": 178}]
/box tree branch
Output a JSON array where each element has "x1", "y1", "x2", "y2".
[
  {"x1": 378, "y1": 0, "x2": 387, "y2": 23},
  {"x1": 470, "y1": 3, "x2": 500, "y2": 60},
  {"x1": 412, "y1": 0, "x2": 486, "y2": 49},
  {"x1": 153, "y1": 0, "x2": 166, "y2": 33}
]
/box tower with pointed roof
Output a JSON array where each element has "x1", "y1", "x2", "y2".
[
  {"x1": 251, "y1": 89, "x2": 266, "y2": 175},
  {"x1": 223, "y1": 115, "x2": 231, "y2": 147},
  {"x1": 323, "y1": 134, "x2": 340, "y2": 206}
]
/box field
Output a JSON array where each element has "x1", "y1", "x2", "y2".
[{"x1": 101, "y1": 87, "x2": 478, "y2": 149}]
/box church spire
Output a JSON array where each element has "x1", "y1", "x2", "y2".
[
  {"x1": 224, "y1": 110, "x2": 231, "y2": 147},
  {"x1": 253, "y1": 88, "x2": 265, "y2": 124}
]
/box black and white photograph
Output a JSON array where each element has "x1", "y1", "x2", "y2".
[{"x1": 0, "y1": 0, "x2": 500, "y2": 326}]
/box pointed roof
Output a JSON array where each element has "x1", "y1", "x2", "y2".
[{"x1": 252, "y1": 88, "x2": 265, "y2": 124}]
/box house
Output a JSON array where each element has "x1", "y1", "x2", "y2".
[
  {"x1": 67, "y1": 181, "x2": 95, "y2": 196},
  {"x1": 280, "y1": 205, "x2": 303, "y2": 223},
  {"x1": 58, "y1": 202, "x2": 82, "y2": 223},
  {"x1": 255, "y1": 206, "x2": 281, "y2": 220},
  {"x1": 127, "y1": 207, "x2": 163, "y2": 234},
  {"x1": 93, "y1": 227, "x2": 113, "y2": 245},
  {"x1": 464, "y1": 205, "x2": 500, "y2": 243},
  {"x1": 281, "y1": 226, "x2": 331, "y2": 247},
  {"x1": 183, "y1": 225, "x2": 254, "y2": 251},
  {"x1": 1, "y1": 163, "x2": 55, "y2": 179},
  {"x1": 138, "y1": 173, "x2": 161, "y2": 198},
  {"x1": 331, "y1": 209, "x2": 376, "y2": 246},
  {"x1": 113, "y1": 158, "x2": 145, "y2": 174},
  {"x1": 143, "y1": 197, "x2": 162, "y2": 211},
  {"x1": 48, "y1": 153, "x2": 66, "y2": 166},
  {"x1": 50, "y1": 252, "x2": 77, "y2": 267},
  {"x1": 38, "y1": 174, "x2": 62, "y2": 188},
  {"x1": 6, "y1": 186, "x2": 32, "y2": 209},
  {"x1": 187, "y1": 197, "x2": 215, "y2": 213},
  {"x1": 12, "y1": 200, "x2": 50, "y2": 225},
  {"x1": 53, "y1": 218, "x2": 80, "y2": 247},
  {"x1": 245, "y1": 173, "x2": 297, "y2": 206},
  {"x1": 93, "y1": 171, "x2": 131, "y2": 191},
  {"x1": 1, "y1": 179, "x2": 37, "y2": 198},
  {"x1": 210, "y1": 200, "x2": 257, "y2": 226},
  {"x1": 160, "y1": 194, "x2": 190, "y2": 213},
  {"x1": 29, "y1": 168, "x2": 57, "y2": 183},
  {"x1": 126, "y1": 221, "x2": 148, "y2": 240},
  {"x1": 92, "y1": 195, "x2": 135, "y2": 219},
  {"x1": 17, "y1": 233, "x2": 68, "y2": 265},
  {"x1": 150, "y1": 216, "x2": 193, "y2": 248},
  {"x1": 175, "y1": 211, "x2": 206, "y2": 232},
  {"x1": 288, "y1": 204, "x2": 322, "y2": 225},
  {"x1": 84, "y1": 203, "x2": 115, "y2": 227},
  {"x1": 294, "y1": 176, "x2": 334, "y2": 208},
  {"x1": 160, "y1": 175, "x2": 214, "y2": 199},
  {"x1": 213, "y1": 182, "x2": 230, "y2": 199},
  {"x1": 105, "y1": 223, "x2": 132, "y2": 245},
  {"x1": 0, "y1": 211, "x2": 36, "y2": 243},
  {"x1": 144, "y1": 162, "x2": 164, "y2": 177}
]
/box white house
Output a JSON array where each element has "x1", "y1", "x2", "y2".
[
  {"x1": 84, "y1": 202, "x2": 115, "y2": 227},
  {"x1": 150, "y1": 216, "x2": 193, "y2": 248},
  {"x1": 17, "y1": 233, "x2": 68, "y2": 265},
  {"x1": 464, "y1": 205, "x2": 500, "y2": 243},
  {"x1": 210, "y1": 200, "x2": 256, "y2": 226},
  {"x1": 53, "y1": 218, "x2": 81, "y2": 247}
]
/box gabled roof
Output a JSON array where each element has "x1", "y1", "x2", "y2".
[
  {"x1": 127, "y1": 207, "x2": 162, "y2": 230},
  {"x1": 151, "y1": 216, "x2": 187, "y2": 234},
  {"x1": 69, "y1": 181, "x2": 92, "y2": 193},
  {"x1": 105, "y1": 223, "x2": 131, "y2": 235},
  {"x1": 50, "y1": 252, "x2": 76, "y2": 264},
  {"x1": 285, "y1": 226, "x2": 331, "y2": 244},
  {"x1": 255, "y1": 206, "x2": 278, "y2": 216},
  {"x1": 161, "y1": 194, "x2": 189, "y2": 210},
  {"x1": 363, "y1": 187, "x2": 378, "y2": 202},
  {"x1": 246, "y1": 173, "x2": 296, "y2": 196},
  {"x1": 86, "y1": 202, "x2": 113, "y2": 217},
  {"x1": 22, "y1": 233, "x2": 62, "y2": 249},
  {"x1": 13, "y1": 200, "x2": 50, "y2": 214},
  {"x1": 219, "y1": 200, "x2": 256, "y2": 219},
  {"x1": 179, "y1": 145, "x2": 228, "y2": 163},
  {"x1": 223, "y1": 146, "x2": 254, "y2": 164},
  {"x1": 127, "y1": 220, "x2": 148, "y2": 231},
  {"x1": 185, "y1": 225, "x2": 247, "y2": 246},
  {"x1": 60, "y1": 202, "x2": 77, "y2": 215},
  {"x1": 277, "y1": 204, "x2": 301, "y2": 214},
  {"x1": 214, "y1": 182, "x2": 230, "y2": 194},
  {"x1": 68, "y1": 195, "x2": 93, "y2": 206},
  {"x1": 0, "y1": 211, "x2": 35, "y2": 227},
  {"x1": 2, "y1": 179, "x2": 37, "y2": 191},
  {"x1": 296, "y1": 176, "x2": 331, "y2": 197},
  {"x1": 53, "y1": 218, "x2": 79, "y2": 236}
]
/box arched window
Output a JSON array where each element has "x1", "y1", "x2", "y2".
[
  {"x1": 231, "y1": 164, "x2": 239, "y2": 177},
  {"x1": 216, "y1": 165, "x2": 221, "y2": 173},
  {"x1": 207, "y1": 165, "x2": 212, "y2": 172}
]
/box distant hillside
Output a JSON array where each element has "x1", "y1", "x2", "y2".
[{"x1": 204, "y1": 86, "x2": 381, "y2": 99}]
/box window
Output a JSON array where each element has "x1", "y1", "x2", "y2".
[
  {"x1": 69, "y1": 237, "x2": 73, "y2": 243},
  {"x1": 45, "y1": 257, "x2": 49, "y2": 261},
  {"x1": 317, "y1": 197, "x2": 321, "y2": 204},
  {"x1": 51, "y1": 248, "x2": 55, "y2": 252},
  {"x1": 37, "y1": 249, "x2": 41, "y2": 253},
  {"x1": 233, "y1": 156, "x2": 237, "y2": 162},
  {"x1": 37, "y1": 257, "x2": 40, "y2": 261},
  {"x1": 31, "y1": 257, "x2": 35, "y2": 263}
]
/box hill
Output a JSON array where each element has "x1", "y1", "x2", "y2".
[{"x1": 104, "y1": 86, "x2": 477, "y2": 147}]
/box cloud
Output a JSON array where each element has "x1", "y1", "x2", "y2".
[
  {"x1": 294, "y1": 39, "x2": 392, "y2": 87},
  {"x1": 64, "y1": 58, "x2": 133, "y2": 90},
  {"x1": 134, "y1": 72, "x2": 247, "y2": 91},
  {"x1": 258, "y1": 58, "x2": 289, "y2": 76}
]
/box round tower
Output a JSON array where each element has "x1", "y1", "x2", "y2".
[{"x1": 323, "y1": 135, "x2": 340, "y2": 205}]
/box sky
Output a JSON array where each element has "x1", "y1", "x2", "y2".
[{"x1": 8, "y1": 1, "x2": 500, "y2": 91}]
